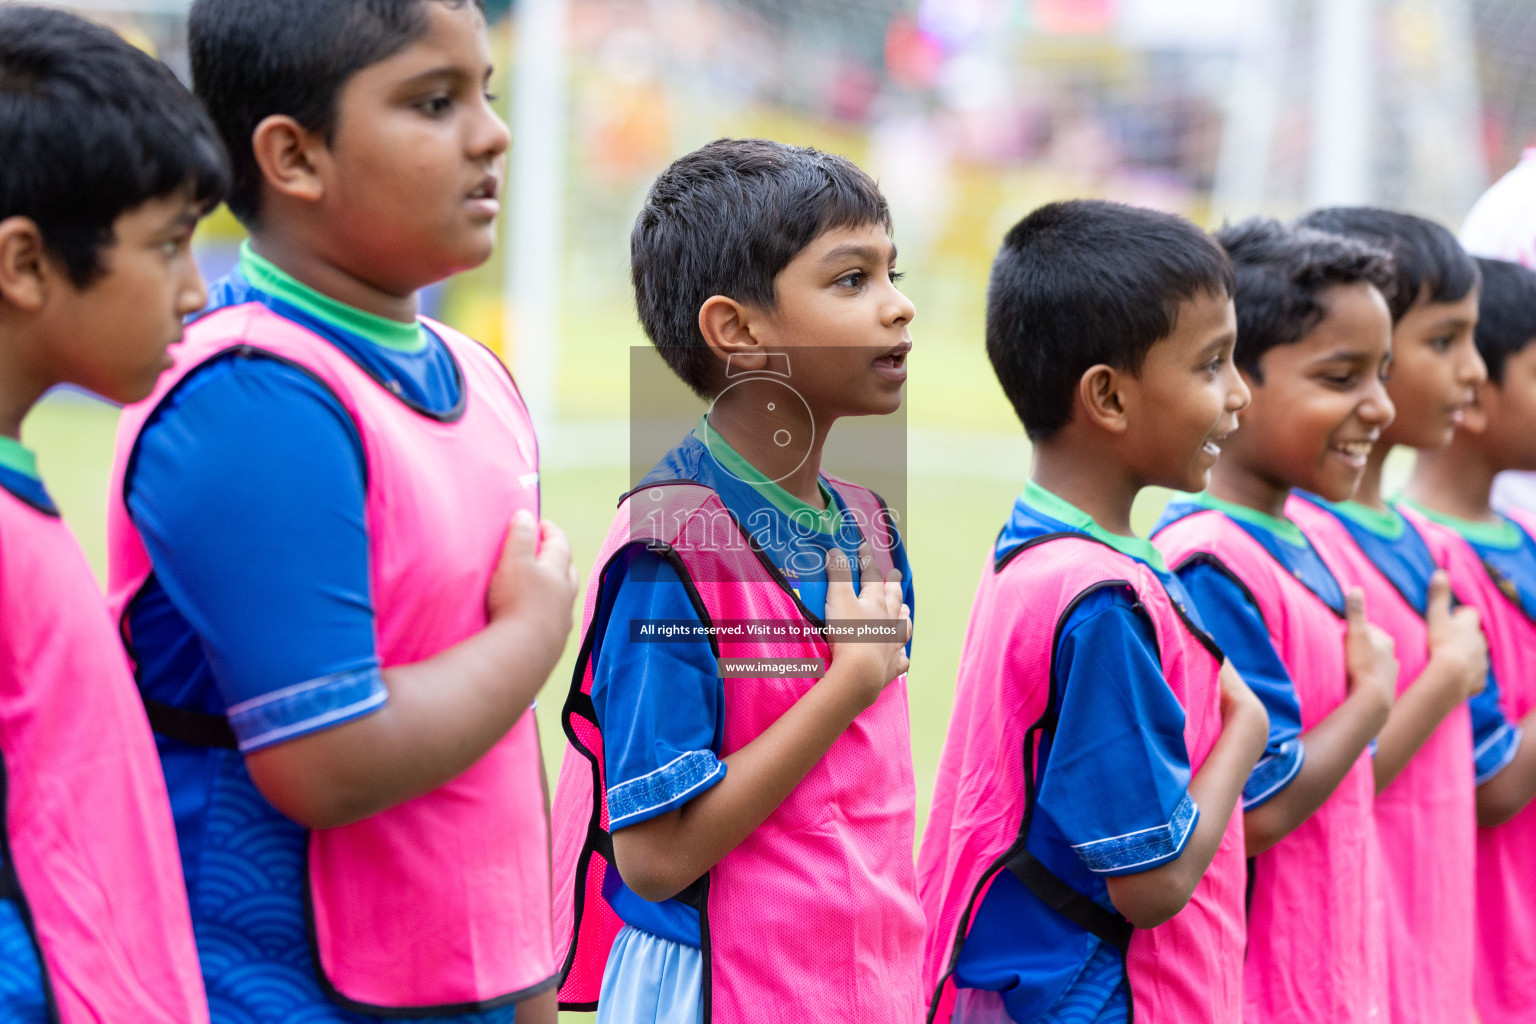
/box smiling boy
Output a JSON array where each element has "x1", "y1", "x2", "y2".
[
  {"x1": 1153, "y1": 219, "x2": 1400, "y2": 1022},
  {"x1": 105, "y1": 2, "x2": 577, "y2": 1022},
  {"x1": 918, "y1": 200, "x2": 1269, "y2": 1024},
  {"x1": 1288, "y1": 207, "x2": 1492, "y2": 1024},
  {"x1": 0, "y1": 7, "x2": 227, "y2": 1021},
  {"x1": 551, "y1": 139, "x2": 918, "y2": 1024}
]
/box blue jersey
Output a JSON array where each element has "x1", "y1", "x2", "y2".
[
  {"x1": 589, "y1": 420, "x2": 915, "y2": 948},
  {"x1": 121, "y1": 245, "x2": 514, "y2": 1024},
  {"x1": 954, "y1": 482, "x2": 1200, "y2": 1024}
]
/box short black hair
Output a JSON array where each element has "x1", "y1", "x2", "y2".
[
  {"x1": 1295, "y1": 207, "x2": 1479, "y2": 323},
  {"x1": 1214, "y1": 218, "x2": 1396, "y2": 382},
  {"x1": 1471, "y1": 257, "x2": 1536, "y2": 385},
  {"x1": 631, "y1": 138, "x2": 892, "y2": 398},
  {"x1": 0, "y1": 5, "x2": 227, "y2": 287},
  {"x1": 986, "y1": 199, "x2": 1235, "y2": 441},
  {"x1": 189, "y1": 0, "x2": 482, "y2": 225}
]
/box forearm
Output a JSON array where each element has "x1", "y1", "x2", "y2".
[
  {"x1": 1477, "y1": 710, "x2": 1536, "y2": 826},
  {"x1": 1107, "y1": 701, "x2": 1266, "y2": 927},
  {"x1": 1245, "y1": 689, "x2": 1387, "y2": 855},
  {"x1": 247, "y1": 616, "x2": 563, "y2": 828},
  {"x1": 611, "y1": 665, "x2": 868, "y2": 902},
  {"x1": 1373, "y1": 659, "x2": 1463, "y2": 792}
]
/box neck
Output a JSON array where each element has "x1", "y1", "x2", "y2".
[
  {"x1": 1030, "y1": 441, "x2": 1138, "y2": 536},
  {"x1": 1405, "y1": 441, "x2": 1498, "y2": 522},
  {"x1": 248, "y1": 231, "x2": 417, "y2": 324},
  {"x1": 706, "y1": 396, "x2": 828, "y2": 507},
  {"x1": 1205, "y1": 455, "x2": 1290, "y2": 520},
  {"x1": 0, "y1": 317, "x2": 55, "y2": 440},
  {"x1": 1352, "y1": 441, "x2": 1393, "y2": 510}
]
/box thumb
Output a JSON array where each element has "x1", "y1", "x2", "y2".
[
  {"x1": 1345, "y1": 587, "x2": 1368, "y2": 629},
  {"x1": 1427, "y1": 570, "x2": 1452, "y2": 620},
  {"x1": 503, "y1": 508, "x2": 538, "y2": 562}
]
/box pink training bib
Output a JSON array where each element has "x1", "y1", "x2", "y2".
[
  {"x1": 107, "y1": 303, "x2": 554, "y2": 1014},
  {"x1": 917, "y1": 533, "x2": 1245, "y2": 1024},
  {"x1": 1156, "y1": 509, "x2": 1386, "y2": 1023},
  {"x1": 1406, "y1": 505, "x2": 1536, "y2": 1024},
  {"x1": 552, "y1": 479, "x2": 925, "y2": 1023},
  {"x1": 0, "y1": 490, "x2": 207, "y2": 1023},
  {"x1": 1288, "y1": 496, "x2": 1476, "y2": 1024}
]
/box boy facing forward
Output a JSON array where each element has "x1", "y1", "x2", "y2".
[
  {"x1": 1153, "y1": 219, "x2": 1399, "y2": 1022},
  {"x1": 918, "y1": 200, "x2": 1269, "y2": 1024},
  {"x1": 106, "y1": 1, "x2": 577, "y2": 1021},
  {"x1": 552, "y1": 139, "x2": 918, "y2": 1024},
  {"x1": 0, "y1": 7, "x2": 225, "y2": 1020}
]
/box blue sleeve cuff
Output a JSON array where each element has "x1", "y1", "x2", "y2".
[
  {"x1": 607, "y1": 750, "x2": 727, "y2": 830},
  {"x1": 1072, "y1": 793, "x2": 1199, "y2": 875},
  {"x1": 1243, "y1": 739, "x2": 1306, "y2": 810},
  {"x1": 227, "y1": 665, "x2": 387, "y2": 752},
  {"x1": 1475, "y1": 724, "x2": 1523, "y2": 785}
]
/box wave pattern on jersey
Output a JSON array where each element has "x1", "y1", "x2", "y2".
[{"x1": 190, "y1": 752, "x2": 518, "y2": 1024}]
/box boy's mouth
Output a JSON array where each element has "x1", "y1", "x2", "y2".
[
  {"x1": 1328, "y1": 438, "x2": 1375, "y2": 468},
  {"x1": 465, "y1": 175, "x2": 500, "y2": 218},
  {"x1": 872, "y1": 342, "x2": 910, "y2": 382}
]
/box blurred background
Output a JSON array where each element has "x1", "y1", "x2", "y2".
[{"x1": 19, "y1": 3, "x2": 1536, "y2": 1013}]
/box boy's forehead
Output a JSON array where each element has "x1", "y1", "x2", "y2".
[{"x1": 799, "y1": 223, "x2": 896, "y2": 263}]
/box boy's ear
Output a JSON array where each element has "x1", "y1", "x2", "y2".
[
  {"x1": 1077, "y1": 363, "x2": 1130, "y2": 434},
  {"x1": 250, "y1": 114, "x2": 327, "y2": 205},
  {"x1": 698, "y1": 294, "x2": 769, "y2": 374},
  {"x1": 0, "y1": 216, "x2": 50, "y2": 312}
]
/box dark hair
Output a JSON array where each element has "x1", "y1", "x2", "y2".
[
  {"x1": 0, "y1": 5, "x2": 227, "y2": 287},
  {"x1": 986, "y1": 199, "x2": 1235, "y2": 441},
  {"x1": 189, "y1": 0, "x2": 482, "y2": 225},
  {"x1": 631, "y1": 138, "x2": 892, "y2": 398},
  {"x1": 1295, "y1": 207, "x2": 1479, "y2": 323},
  {"x1": 1214, "y1": 218, "x2": 1396, "y2": 382},
  {"x1": 1471, "y1": 257, "x2": 1536, "y2": 385}
]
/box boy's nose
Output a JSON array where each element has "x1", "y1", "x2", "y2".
[
  {"x1": 1361, "y1": 379, "x2": 1396, "y2": 426},
  {"x1": 1460, "y1": 344, "x2": 1489, "y2": 388},
  {"x1": 473, "y1": 103, "x2": 512, "y2": 161}
]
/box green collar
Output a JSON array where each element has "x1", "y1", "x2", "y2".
[
  {"x1": 239, "y1": 241, "x2": 427, "y2": 353},
  {"x1": 0, "y1": 435, "x2": 39, "y2": 481},
  {"x1": 1326, "y1": 499, "x2": 1405, "y2": 540},
  {"x1": 1023, "y1": 479, "x2": 1169, "y2": 572},
  {"x1": 1400, "y1": 499, "x2": 1522, "y2": 550},
  {"x1": 693, "y1": 416, "x2": 838, "y2": 533},
  {"x1": 1191, "y1": 491, "x2": 1308, "y2": 547}
]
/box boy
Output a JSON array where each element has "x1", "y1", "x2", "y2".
[
  {"x1": 917, "y1": 200, "x2": 1269, "y2": 1024},
  {"x1": 1401, "y1": 256, "x2": 1536, "y2": 1024},
  {"x1": 104, "y1": 1, "x2": 577, "y2": 1021},
  {"x1": 1153, "y1": 219, "x2": 1399, "y2": 1022},
  {"x1": 550, "y1": 138, "x2": 918, "y2": 1024},
  {"x1": 0, "y1": 7, "x2": 224, "y2": 1021},
  {"x1": 1288, "y1": 207, "x2": 1492, "y2": 1024}
]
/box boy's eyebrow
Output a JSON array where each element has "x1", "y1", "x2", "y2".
[
  {"x1": 818, "y1": 242, "x2": 897, "y2": 266},
  {"x1": 396, "y1": 65, "x2": 478, "y2": 90}
]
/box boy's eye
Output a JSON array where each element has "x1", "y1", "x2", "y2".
[
  {"x1": 1429, "y1": 334, "x2": 1455, "y2": 352},
  {"x1": 836, "y1": 271, "x2": 866, "y2": 289},
  {"x1": 417, "y1": 95, "x2": 453, "y2": 116}
]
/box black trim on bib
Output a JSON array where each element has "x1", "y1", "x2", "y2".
[
  {"x1": 299, "y1": 834, "x2": 559, "y2": 1018},
  {"x1": 0, "y1": 750, "x2": 62, "y2": 1024},
  {"x1": 557, "y1": 531, "x2": 720, "y2": 1014},
  {"x1": 142, "y1": 698, "x2": 238, "y2": 749},
  {"x1": 928, "y1": 577, "x2": 1140, "y2": 1024}
]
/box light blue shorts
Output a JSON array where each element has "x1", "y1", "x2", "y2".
[{"x1": 596, "y1": 925, "x2": 703, "y2": 1024}]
